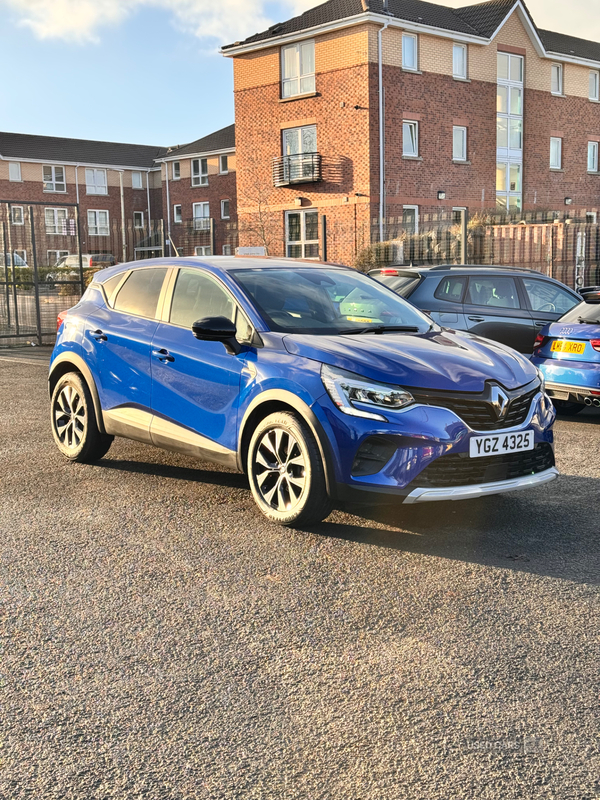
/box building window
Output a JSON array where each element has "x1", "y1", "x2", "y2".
[
  {"x1": 402, "y1": 205, "x2": 419, "y2": 234},
  {"x1": 588, "y1": 142, "x2": 599, "y2": 172},
  {"x1": 8, "y1": 162, "x2": 21, "y2": 182},
  {"x1": 281, "y1": 40, "x2": 315, "y2": 98},
  {"x1": 496, "y1": 163, "x2": 522, "y2": 210},
  {"x1": 173, "y1": 204, "x2": 182, "y2": 223},
  {"x1": 132, "y1": 171, "x2": 143, "y2": 190},
  {"x1": 586, "y1": 212, "x2": 597, "y2": 223},
  {"x1": 453, "y1": 44, "x2": 467, "y2": 79},
  {"x1": 43, "y1": 165, "x2": 66, "y2": 193},
  {"x1": 221, "y1": 199, "x2": 230, "y2": 219},
  {"x1": 551, "y1": 63, "x2": 563, "y2": 95},
  {"x1": 88, "y1": 210, "x2": 110, "y2": 236},
  {"x1": 133, "y1": 211, "x2": 144, "y2": 228},
  {"x1": 47, "y1": 250, "x2": 69, "y2": 267},
  {"x1": 286, "y1": 210, "x2": 319, "y2": 258},
  {"x1": 497, "y1": 52, "x2": 523, "y2": 210},
  {"x1": 11, "y1": 206, "x2": 24, "y2": 225},
  {"x1": 402, "y1": 33, "x2": 418, "y2": 70},
  {"x1": 402, "y1": 121, "x2": 419, "y2": 157},
  {"x1": 220, "y1": 155, "x2": 229, "y2": 174},
  {"x1": 195, "y1": 246, "x2": 212, "y2": 256},
  {"x1": 85, "y1": 168, "x2": 107, "y2": 195},
  {"x1": 193, "y1": 202, "x2": 210, "y2": 230},
  {"x1": 192, "y1": 158, "x2": 208, "y2": 186},
  {"x1": 45, "y1": 207, "x2": 68, "y2": 234},
  {"x1": 453, "y1": 126, "x2": 467, "y2": 161},
  {"x1": 172, "y1": 162, "x2": 180, "y2": 180},
  {"x1": 550, "y1": 137, "x2": 562, "y2": 169},
  {"x1": 222, "y1": 245, "x2": 232, "y2": 255},
  {"x1": 590, "y1": 72, "x2": 600, "y2": 101}
]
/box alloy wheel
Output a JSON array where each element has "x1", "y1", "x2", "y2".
[
  {"x1": 53, "y1": 384, "x2": 86, "y2": 450},
  {"x1": 253, "y1": 427, "x2": 307, "y2": 512}
]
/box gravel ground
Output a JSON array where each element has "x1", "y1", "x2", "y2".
[{"x1": 0, "y1": 348, "x2": 598, "y2": 800}]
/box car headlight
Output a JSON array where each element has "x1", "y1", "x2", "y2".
[{"x1": 321, "y1": 364, "x2": 414, "y2": 421}]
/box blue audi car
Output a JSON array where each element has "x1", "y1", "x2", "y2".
[
  {"x1": 531, "y1": 289, "x2": 600, "y2": 415},
  {"x1": 49, "y1": 257, "x2": 557, "y2": 526}
]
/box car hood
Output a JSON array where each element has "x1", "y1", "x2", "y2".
[{"x1": 283, "y1": 329, "x2": 537, "y2": 392}]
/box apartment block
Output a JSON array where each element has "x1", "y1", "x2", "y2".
[{"x1": 223, "y1": 0, "x2": 600, "y2": 263}]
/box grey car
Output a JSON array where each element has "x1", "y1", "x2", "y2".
[{"x1": 368, "y1": 265, "x2": 581, "y2": 354}]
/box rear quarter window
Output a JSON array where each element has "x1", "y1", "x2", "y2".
[
  {"x1": 434, "y1": 276, "x2": 467, "y2": 303},
  {"x1": 113, "y1": 268, "x2": 168, "y2": 319}
]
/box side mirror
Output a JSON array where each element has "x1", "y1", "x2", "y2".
[{"x1": 191, "y1": 316, "x2": 241, "y2": 354}]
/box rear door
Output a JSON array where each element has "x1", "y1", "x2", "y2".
[
  {"x1": 520, "y1": 277, "x2": 581, "y2": 340},
  {"x1": 427, "y1": 274, "x2": 468, "y2": 330},
  {"x1": 463, "y1": 274, "x2": 534, "y2": 352}
]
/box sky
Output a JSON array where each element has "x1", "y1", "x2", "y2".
[{"x1": 0, "y1": 0, "x2": 597, "y2": 148}]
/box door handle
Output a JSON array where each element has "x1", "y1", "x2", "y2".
[
  {"x1": 152, "y1": 348, "x2": 174, "y2": 363},
  {"x1": 534, "y1": 321, "x2": 546, "y2": 328},
  {"x1": 468, "y1": 316, "x2": 485, "y2": 322},
  {"x1": 92, "y1": 329, "x2": 107, "y2": 342}
]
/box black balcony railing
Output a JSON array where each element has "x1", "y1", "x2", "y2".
[{"x1": 272, "y1": 153, "x2": 322, "y2": 187}]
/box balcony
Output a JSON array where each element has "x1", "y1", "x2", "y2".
[
  {"x1": 272, "y1": 153, "x2": 322, "y2": 187},
  {"x1": 193, "y1": 217, "x2": 212, "y2": 231}
]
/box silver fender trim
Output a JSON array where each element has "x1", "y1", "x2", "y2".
[{"x1": 403, "y1": 467, "x2": 559, "y2": 504}]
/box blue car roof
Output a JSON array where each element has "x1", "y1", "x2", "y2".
[{"x1": 93, "y1": 256, "x2": 353, "y2": 284}]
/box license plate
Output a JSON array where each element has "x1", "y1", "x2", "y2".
[
  {"x1": 551, "y1": 340, "x2": 586, "y2": 355},
  {"x1": 470, "y1": 430, "x2": 535, "y2": 459}
]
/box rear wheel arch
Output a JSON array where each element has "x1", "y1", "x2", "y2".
[
  {"x1": 238, "y1": 391, "x2": 335, "y2": 497},
  {"x1": 49, "y1": 353, "x2": 105, "y2": 434}
]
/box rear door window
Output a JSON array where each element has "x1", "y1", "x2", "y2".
[
  {"x1": 466, "y1": 276, "x2": 520, "y2": 309},
  {"x1": 522, "y1": 278, "x2": 578, "y2": 315},
  {"x1": 113, "y1": 268, "x2": 168, "y2": 319},
  {"x1": 434, "y1": 276, "x2": 466, "y2": 303}
]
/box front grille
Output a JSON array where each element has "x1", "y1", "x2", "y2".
[
  {"x1": 412, "y1": 384, "x2": 539, "y2": 431},
  {"x1": 412, "y1": 443, "x2": 554, "y2": 489}
]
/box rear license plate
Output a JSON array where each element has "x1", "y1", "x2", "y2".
[
  {"x1": 551, "y1": 340, "x2": 586, "y2": 355},
  {"x1": 470, "y1": 431, "x2": 534, "y2": 459}
]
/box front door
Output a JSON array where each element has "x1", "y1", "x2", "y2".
[{"x1": 150, "y1": 268, "x2": 251, "y2": 464}]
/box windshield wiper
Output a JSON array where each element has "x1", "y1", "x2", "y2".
[
  {"x1": 339, "y1": 325, "x2": 421, "y2": 335},
  {"x1": 578, "y1": 317, "x2": 599, "y2": 324}
]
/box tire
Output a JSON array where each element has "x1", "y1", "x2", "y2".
[
  {"x1": 247, "y1": 411, "x2": 332, "y2": 527},
  {"x1": 50, "y1": 371, "x2": 114, "y2": 462},
  {"x1": 552, "y1": 399, "x2": 586, "y2": 416}
]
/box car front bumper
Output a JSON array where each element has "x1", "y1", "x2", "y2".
[{"x1": 403, "y1": 466, "x2": 558, "y2": 504}]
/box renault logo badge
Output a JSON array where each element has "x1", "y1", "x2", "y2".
[{"x1": 490, "y1": 386, "x2": 510, "y2": 418}]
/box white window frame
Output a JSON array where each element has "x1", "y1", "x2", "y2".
[
  {"x1": 8, "y1": 162, "x2": 21, "y2": 182},
  {"x1": 88, "y1": 209, "x2": 110, "y2": 236},
  {"x1": 402, "y1": 33, "x2": 418, "y2": 71},
  {"x1": 173, "y1": 204, "x2": 182, "y2": 223},
  {"x1": 221, "y1": 199, "x2": 230, "y2": 220},
  {"x1": 131, "y1": 171, "x2": 143, "y2": 190},
  {"x1": 285, "y1": 209, "x2": 319, "y2": 259},
  {"x1": 551, "y1": 63, "x2": 563, "y2": 96},
  {"x1": 222, "y1": 245, "x2": 232, "y2": 256},
  {"x1": 586, "y1": 211, "x2": 597, "y2": 223},
  {"x1": 590, "y1": 71, "x2": 600, "y2": 101},
  {"x1": 588, "y1": 141, "x2": 599, "y2": 173},
  {"x1": 281, "y1": 40, "x2": 315, "y2": 98},
  {"x1": 172, "y1": 161, "x2": 180, "y2": 180},
  {"x1": 219, "y1": 155, "x2": 229, "y2": 174},
  {"x1": 453, "y1": 43, "x2": 467, "y2": 79},
  {"x1": 453, "y1": 126, "x2": 467, "y2": 161},
  {"x1": 550, "y1": 137, "x2": 562, "y2": 170},
  {"x1": 402, "y1": 205, "x2": 419, "y2": 234},
  {"x1": 45, "y1": 207, "x2": 68, "y2": 235},
  {"x1": 195, "y1": 246, "x2": 212, "y2": 256},
  {"x1": 403, "y1": 121, "x2": 419, "y2": 157},
  {"x1": 47, "y1": 250, "x2": 69, "y2": 267},
  {"x1": 193, "y1": 202, "x2": 210, "y2": 231},
  {"x1": 133, "y1": 211, "x2": 144, "y2": 228},
  {"x1": 85, "y1": 168, "x2": 108, "y2": 196},
  {"x1": 43, "y1": 165, "x2": 66, "y2": 193},
  {"x1": 192, "y1": 158, "x2": 208, "y2": 187},
  {"x1": 11, "y1": 206, "x2": 24, "y2": 225}
]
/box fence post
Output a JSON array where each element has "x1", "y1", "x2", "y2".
[
  {"x1": 6, "y1": 205, "x2": 20, "y2": 336},
  {"x1": 460, "y1": 209, "x2": 468, "y2": 265},
  {"x1": 2, "y1": 219, "x2": 11, "y2": 330},
  {"x1": 75, "y1": 205, "x2": 85, "y2": 295},
  {"x1": 321, "y1": 214, "x2": 327, "y2": 262},
  {"x1": 28, "y1": 206, "x2": 43, "y2": 346}
]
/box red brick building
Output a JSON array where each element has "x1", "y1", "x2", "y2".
[
  {"x1": 156, "y1": 124, "x2": 238, "y2": 257},
  {"x1": 222, "y1": 0, "x2": 600, "y2": 264}
]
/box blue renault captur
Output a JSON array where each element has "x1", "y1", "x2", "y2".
[
  {"x1": 49, "y1": 257, "x2": 557, "y2": 526},
  {"x1": 531, "y1": 289, "x2": 600, "y2": 416}
]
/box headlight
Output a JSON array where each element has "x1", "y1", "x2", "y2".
[{"x1": 321, "y1": 364, "x2": 414, "y2": 421}]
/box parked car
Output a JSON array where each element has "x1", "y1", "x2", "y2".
[
  {"x1": 368, "y1": 265, "x2": 581, "y2": 354},
  {"x1": 531, "y1": 290, "x2": 600, "y2": 415},
  {"x1": 54, "y1": 254, "x2": 116, "y2": 270},
  {"x1": 50, "y1": 257, "x2": 557, "y2": 526}
]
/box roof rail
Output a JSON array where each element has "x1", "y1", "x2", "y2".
[{"x1": 397, "y1": 264, "x2": 545, "y2": 274}]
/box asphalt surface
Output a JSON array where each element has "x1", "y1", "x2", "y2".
[{"x1": 0, "y1": 347, "x2": 599, "y2": 800}]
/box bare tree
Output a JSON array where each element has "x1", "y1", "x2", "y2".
[{"x1": 236, "y1": 151, "x2": 282, "y2": 255}]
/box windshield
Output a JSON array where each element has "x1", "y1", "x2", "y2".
[
  {"x1": 231, "y1": 268, "x2": 431, "y2": 335},
  {"x1": 560, "y1": 300, "x2": 600, "y2": 325}
]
